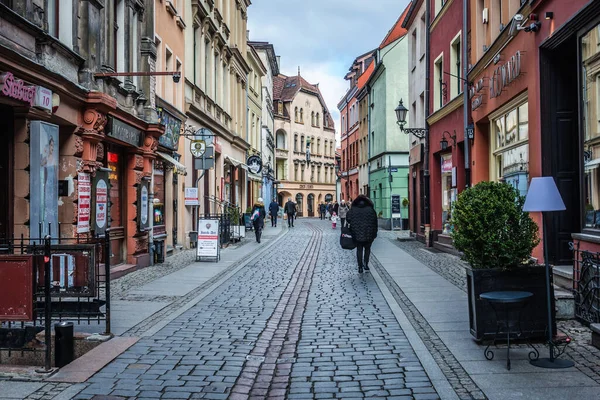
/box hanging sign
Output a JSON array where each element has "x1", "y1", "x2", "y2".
[
  {"x1": 138, "y1": 179, "x2": 150, "y2": 231},
  {"x1": 93, "y1": 169, "x2": 110, "y2": 235},
  {"x1": 185, "y1": 187, "x2": 199, "y2": 206},
  {"x1": 246, "y1": 155, "x2": 263, "y2": 174},
  {"x1": 191, "y1": 140, "x2": 206, "y2": 157},
  {"x1": 197, "y1": 219, "x2": 219, "y2": 259},
  {"x1": 77, "y1": 173, "x2": 91, "y2": 233}
]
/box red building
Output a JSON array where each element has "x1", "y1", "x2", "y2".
[{"x1": 427, "y1": 0, "x2": 467, "y2": 252}]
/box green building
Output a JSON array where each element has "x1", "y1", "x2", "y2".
[{"x1": 367, "y1": 13, "x2": 410, "y2": 230}]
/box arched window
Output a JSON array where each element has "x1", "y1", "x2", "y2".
[
  {"x1": 276, "y1": 129, "x2": 286, "y2": 149},
  {"x1": 301, "y1": 135, "x2": 305, "y2": 150},
  {"x1": 311, "y1": 111, "x2": 315, "y2": 126},
  {"x1": 300, "y1": 108, "x2": 304, "y2": 123},
  {"x1": 294, "y1": 134, "x2": 298, "y2": 152},
  {"x1": 317, "y1": 139, "x2": 320, "y2": 155},
  {"x1": 311, "y1": 137, "x2": 315, "y2": 154},
  {"x1": 296, "y1": 193, "x2": 304, "y2": 216},
  {"x1": 295, "y1": 107, "x2": 298, "y2": 122},
  {"x1": 324, "y1": 140, "x2": 328, "y2": 156},
  {"x1": 316, "y1": 113, "x2": 320, "y2": 127}
]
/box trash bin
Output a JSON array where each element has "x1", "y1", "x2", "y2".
[
  {"x1": 54, "y1": 322, "x2": 74, "y2": 368},
  {"x1": 154, "y1": 240, "x2": 165, "y2": 263},
  {"x1": 188, "y1": 231, "x2": 198, "y2": 248}
]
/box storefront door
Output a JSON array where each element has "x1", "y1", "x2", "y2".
[
  {"x1": 0, "y1": 105, "x2": 13, "y2": 240},
  {"x1": 107, "y1": 149, "x2": 126, "y2": 265}
]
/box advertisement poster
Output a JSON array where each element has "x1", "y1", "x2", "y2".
[
  {"x1": 30, "y1": 121, "x2": 59, "y2": 238},
  {"x1": 77, "y1": 173, "x2": 91, "y2": 233},
  {"x1": 138, "y1": 179, "x2": 150, "y2": 231},
  {"x1": 185, "y1": 187, "x2": 199, "y2": 206},
  {"x1": 196, "y1": 219, "x2": 219, "y2": 259},
  {"x1": 93, "y1": 169, "x2": 110, "y2": 235}
]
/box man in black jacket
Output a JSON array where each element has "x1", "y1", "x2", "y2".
[
  {"x1": 284, "y1": 197, "x2": 296, "y2": 227},
  {"x1": 251, "y1": 198, "x2": 267, "y2": 243},
  {"x1": 346, "y1": 195, "x2": 378, "y2": 273},
  {"x1": 268, "y1": 199, "x2": 279, "y2": 227}
]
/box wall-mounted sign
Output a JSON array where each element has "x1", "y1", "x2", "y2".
[
  {"x1": 0, "y1": 72, "x2": 35, "y2": 107},
  {"x1": 247, "y1": 155, "x2": 263, "y2": 174},
  {"x1": 93, "y1": 169, "x2": 110, "y2": 235},
  {"x1": 194, "y1": 146, "x2": 214, "y2": 170},
  {"x1": 185, "y1": 187, "x2": 199, "y2": 206},
  {"x1": 77, "y1": 173, "x2": 91, "y2": 233},
  {"x1": 191, "y1": 140, "x2": 206, "y2": 157},
  {"x1": 30, "y1": 121, "x2": 59, "y2": 238},
  {"x1": 490, "y1": 51, "x2": 522, "y2": 99},
  {"x1": 106, "y1": 117, "x2": 142, "y2": 147},
  {"x1": 197, "y1": 219, "x2": 219, "y2": 260},
  {"x1": 138, "y1": 179, "x2": 150, "y2": 231},
  {"x1": 157, "y1": 107, "x2": 182, "y2": 150},
  {"x1": 35, "y1": 86, "x2": 52, "y2": 111}
]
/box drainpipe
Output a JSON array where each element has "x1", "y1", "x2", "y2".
[
  {"x1": 463, "y1": 0, "x2": 471, "y2": 188},
  {"x1": 424, "y1": 0, "x2": 432, "y2": 242},
  {"x1": 367, "y1": 86, "x2": 372, "y2": 199},
  {"x1": 149, "y1": 161, "x2": 155, "y2": 265}
]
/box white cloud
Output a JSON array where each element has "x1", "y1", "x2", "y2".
[{"x1": 248, "y1": 0, "x2": 412, "y2": 148}]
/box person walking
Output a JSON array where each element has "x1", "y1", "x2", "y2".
[
  {"x1": 331, "y1": 212, "x2": 338, "y2": 229},
  {"x1": 284, "y1": 197, "x2": 297, "y2": 228},
  {"x1": 268, "y1": 199, "x2": 279, "y2": 227},
  {"x1": 332, "y1": 201, "x2": 339, "y2": 217},
  {"x1": 346, "y1": 195, "x2": 378, "y2": 273},
  {"x1": 250, "y1": 198, "x2": 267, "y2": 243},
  {"x1": 319, "y1": 202, "x2": 326, "y2": 220},
  {"x1": 338, "y1": 200, "x2": 350, "y2": 228}
]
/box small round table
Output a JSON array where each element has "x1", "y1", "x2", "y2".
[{"x1": 480, "y1": 291, "x2": 539, "y2": 370}]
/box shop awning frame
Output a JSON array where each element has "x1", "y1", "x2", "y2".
[
  {"x1": 156, "y1": 151, "x2": 187, "y2": 175},
  {"x1": 225, "y1": 155, "x2": 248, "y2": 171}
]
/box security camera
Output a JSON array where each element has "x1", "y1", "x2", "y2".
[
  {"x1": 173, "y1": 73, "x2": 181, "y2": 83},
  {"x1": 509, "y1": 14, "x2": 525, "y2": 38},
  {"x1": 524, "y1": 21, "x2": 541, "y2": 33}
]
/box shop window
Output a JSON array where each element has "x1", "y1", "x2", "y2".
[
  {"x1": 153, "y1": 162, "x2": 166, "y2": 226},
  {"x1": 106, "y1": 150, "x2": 124, "y2": 265},
  {"x1": 582, "y1": 24, "x2": 600, "y2": 227},
  {"x1": 491, "y1": 101, "x2": 529, "y2": 197}
]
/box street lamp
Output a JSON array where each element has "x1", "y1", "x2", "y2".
[{"x1": 395, "y1": 99, "x2": 428, "y2": 139}]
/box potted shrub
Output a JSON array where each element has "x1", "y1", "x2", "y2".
[{"x1": 451, "y1": 181, "x2": 551, "y2": 341}]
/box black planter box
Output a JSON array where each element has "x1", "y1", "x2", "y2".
[{"x1": 467, "y1": 266, "x2": 556, "y2": 341}]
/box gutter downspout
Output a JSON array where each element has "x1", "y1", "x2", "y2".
[
  {"x1": 463, "y1": 0, "x2": 471, "y2": 188},
  {"x1": 424, "y1": 0, "x2": 432, "y2": 244},
  {"x1": 367, "y1": 85, "x2": 372, "y2": 200}
]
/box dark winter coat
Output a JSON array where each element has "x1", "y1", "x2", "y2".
[
  {"x1": 251, "y1": 203, "x2": 266, "y2": 228},
  {"x1": 319, "y1": 203, "x2": 326, "y2": 214},
  {"x1": 332, "y1": 203, "x2": 339, "y2": 215},
  {"x1": 269, "y1": 201, "x2": 279, "y2": 217},
  {"x1": 347, "y1": 195, "x2": 378, "y2": 243},
  {"x1": 284, "y1": 200, "x2": 297, "y2": 215}
]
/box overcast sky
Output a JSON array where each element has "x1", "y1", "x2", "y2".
[{"x1": 247, "y1": 0, "x2": 411, "y2": 143}]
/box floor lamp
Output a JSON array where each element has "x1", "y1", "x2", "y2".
[{"x1": 523, "y1": 177, "x2": 574, "y2": 369}]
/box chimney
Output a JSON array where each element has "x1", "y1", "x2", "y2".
[{"x1": 276, "y1": 56, "x2": 281, "y2": 70}]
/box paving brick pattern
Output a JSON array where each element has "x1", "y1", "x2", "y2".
[{"x1": 66, "y1": 222, "x2": 439, "y2": 399}]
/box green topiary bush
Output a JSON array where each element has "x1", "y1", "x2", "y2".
[{"x1": 451, "y1": 181, "x2": 540, "y2": 270}]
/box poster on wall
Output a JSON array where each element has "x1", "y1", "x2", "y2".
[
  {"x1": 138, "y1": 179, "x2": 150, "y2": 231},
  {"x1": 196, "y1": 219, "x2": 220, "y2": 261},
  {"x1": 30, "y1": 121, "x2": 59, "y2": 238},
  {"x1": 185, "y1": 187, "x2": 199, "y2": 206},
  {"x1": 77, "y1": 172, "x2": 91, "y2": 233},
  {"x1": 92, "y1": 168, "x2": 110, "y2": 236}
]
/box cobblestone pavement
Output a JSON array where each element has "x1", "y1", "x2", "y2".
[
  {"x1": 68, "y1": 221, "x2": 439, "y2": 400},
  {"x1": 390, "y1": 237, "x2": 600, "y2": 388}
]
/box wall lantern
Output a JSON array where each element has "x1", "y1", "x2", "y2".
[
  {"x1": 440, "y1": 130, "x2": 457, "y2": 151},
  {"x1": 394, "y1": 99, "x2": 427, "y2": 139},
  {"x1": 545, "y1": 12, "x2": 553, "y2": 20}
]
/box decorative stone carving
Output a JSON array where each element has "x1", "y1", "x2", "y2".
[
  {"x1": 134, "y1": 155, "x2": 145, "y2": 170},
  {"x1": 134, "y1": 170, "x2": 143, "y2": 185},
  {"x1": 96, "y1": 143, "x2": 104, "y2": 161},
  {"x1": 74, "y1": 136, "x2": 84, "y2": 157}
]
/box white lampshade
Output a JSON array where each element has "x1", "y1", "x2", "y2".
[{"x1": 523, "y1": 177, "x2": 566, "y2": 212}]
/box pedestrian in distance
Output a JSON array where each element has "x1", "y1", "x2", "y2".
[
  {"x1": 319, "y1": 202, "x2": 326, "y2": 220},
  {"x1": 338, "y1": 200, "x2": 350, "y2": 228},
  {"x1": 331, "y1": 212, "x2": 338, "y2": 229},
  {"x1": 284, "y1": 197, "x2": 297, "y2": 228},
  {"x1": 333, "y1": 201, "x2": 339, "y2": 217},
  {"x1": 325, "y1": 202, "x2": 331, "y2": 220},
  {"x1": 346, "y1": 194, "x2": 378, "y2": 273},
  {"x1": 250, "y1": 198, "x2": 266, "y2": 243},
  {"x1": 268, "y1": 198, "x2": 279, "y2": 227}
]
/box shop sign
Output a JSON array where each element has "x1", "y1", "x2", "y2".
[
  {"x1": 77, "y1": 173, "x2": 91, "y2": 233},
  {"x1": 35, "y1": 86, "x2": 52, "y2": 111},
  {"x1": 409, "y1": 144, "x2": 423, "y2": 166},
  {"x1": 0, "y1": 72, "x2": 36, "y2": 107},
  {"x1": 391, "y1": 195, "x2": 401, "y2": 218},
  {"x1": 490, "y1": 51, "x2": 522, "y2": 99},
  {"x1": 247, "y1": 155, "x2": 263, "y2": 174},
  {"x1": 106, "y1": 117, "x2": 142, "y2": 147},
  {"x1": 299, "y1": 184, "x2": 314, "y2": 189},
  {"x1": 157, "y1": 107, "x2": 182, "y2": 150},
  {"x1": 138, "y1": 179, "x2": 150, "y2": 231},
  {"x1": 185, "y1": 187, "x2": 199, "y2": 206},
  {"x1": 191, "y1": 140, "x2": 206, "y2": 157},
  {"x1": 441, "y1": 156, "x2": 452, "y2": 173},
  {"x1": 197, "y1": 219, "x2": 220, "y2": 259},
  {"x1": 93, "y1": 169, "x2": 110, "y2": 235}
]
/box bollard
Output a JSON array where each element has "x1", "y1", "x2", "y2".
[{"x1": 54, "y1": 322, "x2": 74, "y2": 368}]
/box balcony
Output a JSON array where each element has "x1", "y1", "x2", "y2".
[{"x1": 275, "y1": 148, "x2": 289, "y2": 159}]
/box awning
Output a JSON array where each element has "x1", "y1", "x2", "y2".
[
  {"x1": 585, "y1": 158, "x2": 600, "y2": 171},
  {"x1": 225, "y1": 155, "x2": 248, "y2": 171},
  {"x1": 248, "y1": 172, "x2": 262, "y2": 182},
  {"x1": 156, "y1": 151, "x2": 187, "y2": 175}
]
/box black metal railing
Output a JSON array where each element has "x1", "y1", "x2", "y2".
[{"x1": 571, "y1": 242, "x2": 600, "y2": 325}]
